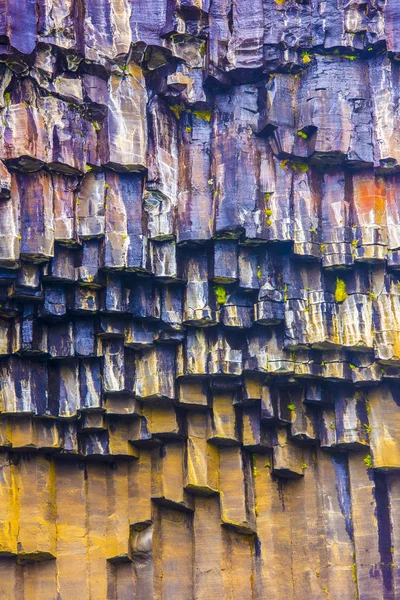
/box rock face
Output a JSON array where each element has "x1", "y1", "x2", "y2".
[{"x1": 0, "y1": 1, "x2": 399, "y2": 598}]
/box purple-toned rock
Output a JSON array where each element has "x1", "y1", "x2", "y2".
[
  {"x1": 52, "y1": 174, "x2": 78, "y2": 244},
  {"x1": 14, "y1": 171, "x2": 54, "y2": 262},
  {"x1": 177, "y1": 110, "x2": 213, "y2": 243},
  {"x1": 100, "y1": 63, "x2": 147, "y2": 171},
  {"x1": 103, "y1": 171, "x2": 143, "y2": 269},
  {"x1": 144, "y1": 97, "x2": 178, "y2": 240},
  {"x1": 226, "y1": 0, "x2": 264, "y2": 71},
  {"x1": 77, "y1": 172, "x2": 105, "y2": 239},
  {"x1": 83, "y1": 0, "x2": 131, "y2": 64}
]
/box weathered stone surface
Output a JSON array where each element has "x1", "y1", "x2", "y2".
[
  {"x1": 100, "y1": 63, "x2": 147, "y2": 171},
  {"x1": 0, "y1": 1, "x2": 397, "y2": 598}
]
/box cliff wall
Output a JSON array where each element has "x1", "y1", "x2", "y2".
[{"x1": 0, "y1": 1, "x2": 399, "y2": 598}]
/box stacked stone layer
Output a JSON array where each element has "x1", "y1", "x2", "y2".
[{"x1": 0, "y1": 1, "x2": 399, "y2": 598}]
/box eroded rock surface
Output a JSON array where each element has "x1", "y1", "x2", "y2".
[{"x1": 0, "y1": 1, "x2": 398, "y2": 598}]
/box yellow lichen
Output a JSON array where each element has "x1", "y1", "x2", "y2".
[
  {"x1": 292, "y1": 162, "x2": 309, "y2": 173},
  {"x1": 352, "y1": 562, "x2": 359, "y2": 600},
  {"x1": 363, "y1": 454, "x2": 372, "y2": 469},
  {"x1": 169, "y1": 103, "x2": 185, "y2": 119},
  {"x1": 281, "y1": 159, "x2": 309, "y2": 173},
  {"x1": 322, "y1": 586, "x2": 333, "y2": 600},
  {"x1": 252, "y1": 455, "x2": 260, "y2": 478},
  {"x1": 297, "y1": 130, "x2": 308, "y2": 139},
  {"x1": 301, "y1": 52, "x2": 312, "y2": 64},
  {"x1": 335, "y1": 278, "x2": 348, "y2": 302},
  {"x1": 214, "y1": 286, "x2": 227, "y2": 305},
  {"x1": 192, "y1": 109, "x2": 212, "y2": 122}
]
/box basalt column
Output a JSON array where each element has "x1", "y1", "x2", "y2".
[{"x1": 0, "y1": 1, "x2": 399, "y2": 599}]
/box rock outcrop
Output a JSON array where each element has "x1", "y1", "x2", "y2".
[{"x1": 0, "y1": 1, "x2": 399, "y2": 598}]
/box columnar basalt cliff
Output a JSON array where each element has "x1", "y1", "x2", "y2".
[{"x1": 0, "y1": 1, "x2": 399, "y2": 598}]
